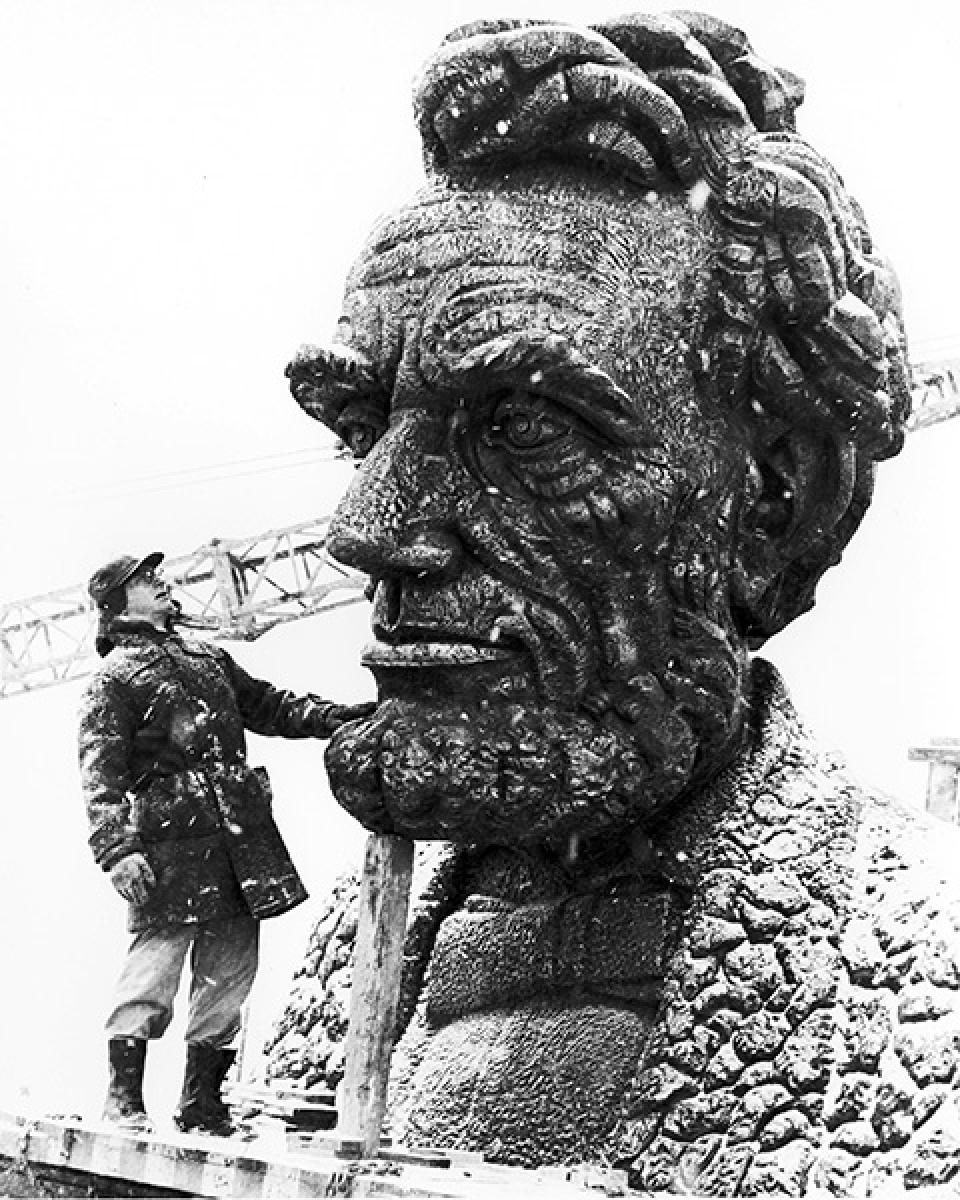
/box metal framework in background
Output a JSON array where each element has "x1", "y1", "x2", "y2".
[
  {"x1": 0, "y1": 518, "x2": 366, "y2": 698},
  {"x1": 907, "y1": 357, "x2": 960, "y2": 431},
  {"x1": 2, "y1": 356, "x2": 959, "y2": 701}
]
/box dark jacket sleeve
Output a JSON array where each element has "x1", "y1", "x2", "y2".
[
  {"x1": 217, "y1": 649, "x2": 342, "y2": 739},
  {"x1": 77, "y1": 672, "x2": 144, "y2": 870}
]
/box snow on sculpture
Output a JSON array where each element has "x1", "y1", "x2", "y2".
[{"x1": 267, "y1": 12, "x2": 960, "y2": 1194}]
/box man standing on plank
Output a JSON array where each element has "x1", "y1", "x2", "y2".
[{"x1": 79, "y1": 549, "x2": 373, "y2": 1135}]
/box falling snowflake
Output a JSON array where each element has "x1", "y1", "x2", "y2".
[{"x1": 687, "y1": 180, "x2": 711, "y2": 213}]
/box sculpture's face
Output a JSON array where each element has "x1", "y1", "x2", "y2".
[{"x1": 323, "y1": 169, "x2": 752, "y2": 848}]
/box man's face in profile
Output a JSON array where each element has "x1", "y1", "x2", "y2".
[{"x1": 321, "y1": 169, "x2": 752, "y2": 849}]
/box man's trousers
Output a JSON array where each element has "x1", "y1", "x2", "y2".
[{"x1": 104, "y1": 913, "x2": 259, "y2": 1047}]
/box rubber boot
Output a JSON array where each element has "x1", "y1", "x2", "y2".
[
  {"x1": 102, "y1": 1036, "x2": 153, "y2": 1132},
  {"x1": 173, "y1": 1043, "x2": 237, "y2": 1136}
]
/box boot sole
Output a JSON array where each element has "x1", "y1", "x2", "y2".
[
  {"x1": 102, "y1": 1116, "x2": 155, "y2": 1134},
  {"x1": 173, "y1": 1117, "x2": 234, "y2": 1137}
]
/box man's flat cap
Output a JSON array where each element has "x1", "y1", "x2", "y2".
[{"x1": 87, "y1": 551, "x2": 164, "y2": 607}]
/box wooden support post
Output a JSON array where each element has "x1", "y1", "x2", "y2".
[{"x1": 336, "y1": 832, "x2": 414, "y2": 1158}]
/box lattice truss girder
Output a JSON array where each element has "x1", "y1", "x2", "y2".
[
  {"x1": 908, "y1": 358, "x2": 960, "y2": 430},
  {"x1": 0, "y1": 519, "x2": 365, "y2": 698}
]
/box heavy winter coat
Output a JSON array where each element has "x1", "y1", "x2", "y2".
[{"x1": 78, "y1": 621, "x2": 339, "y2": 931}]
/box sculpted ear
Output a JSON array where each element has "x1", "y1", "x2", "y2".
[{"x1": 729, "y1": 422, "x2": 872, "y2": 647}]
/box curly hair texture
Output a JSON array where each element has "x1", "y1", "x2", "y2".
[{"x1": 408, "y1": 11, "x2": 912, "y2": 641}]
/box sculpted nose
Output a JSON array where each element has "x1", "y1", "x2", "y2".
[
  {"x1": 328, "y1": 522, "x2": 461, "y2": 578},
  {"x1": 325, "y1": 413, "x2": 461, "y2": 580}
]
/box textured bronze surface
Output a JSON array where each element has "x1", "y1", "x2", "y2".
[{"x1": 266, "y1": 12, "x2": 960, "y2": 1195}]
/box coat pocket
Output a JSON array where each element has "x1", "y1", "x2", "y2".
[{"x1": 219, "y1": 765, "x2": 308, "y2": 920}]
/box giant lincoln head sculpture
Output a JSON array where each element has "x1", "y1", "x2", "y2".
[
  {"x1": 270, "y1": 15, "x2": 960, "y2": 1192},
  {"x1": 287, "y1": 11, "x2": 910, "y2": 852}
]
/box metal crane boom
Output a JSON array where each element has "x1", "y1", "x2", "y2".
[
  {"x1": 0, "y1": 518, "x2": 365, "y2": 698},
  {"x1": 906, "y1": 358, "x2": 960, "y2": 431}
]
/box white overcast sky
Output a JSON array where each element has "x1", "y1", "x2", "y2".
[{"x1": 1, "y1": 0, "x2": 960, "y2": 1115}]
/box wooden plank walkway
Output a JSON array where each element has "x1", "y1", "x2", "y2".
[{"x1": 0, "y1": 1110, "x2": 633, "y2": 1198}]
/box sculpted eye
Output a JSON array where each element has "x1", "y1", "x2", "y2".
[
  {"x1": 492, "y1": 392, "x2": 569, "y2": 451},
  {"x1": 467, "y1": 386, "x2": 601, "y2": 501}
]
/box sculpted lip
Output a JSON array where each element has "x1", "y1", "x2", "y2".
[{"x1": 361, "y1": 640, "x2": 518, "y2": 668}]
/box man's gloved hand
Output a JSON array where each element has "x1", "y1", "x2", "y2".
[
  {"x1": 323, "y1": 701, "x2": 377, "y2": 733},
  {"x1": 109, "y1": 853, "x2": 156, "y2": 904}
]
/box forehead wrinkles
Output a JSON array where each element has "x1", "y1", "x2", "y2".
[
  {"x1": 345, "y1": 178, "x2": 714, "y2": 405},
  {"x1": 353, "y1": 195, "x2": 603, "y2": 366},
  {"x1": 358, "y1": 183, "x2": 612, "y2": 284}
]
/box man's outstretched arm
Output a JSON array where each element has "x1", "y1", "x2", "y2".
[{"x1": 217, "y1": 647, "x2": 375, "y2": 739}]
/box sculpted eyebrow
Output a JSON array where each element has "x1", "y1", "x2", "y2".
[{"x1": 444, "y1": 333, "x2": 658, "y2": 448}]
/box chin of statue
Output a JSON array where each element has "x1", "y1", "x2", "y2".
[{"x1": 323, "y1": 652, "x2": 706, "y2": 846}]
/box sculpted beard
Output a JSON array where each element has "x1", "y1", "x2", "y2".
[{"x1": 325, "y1": 509, "x2": 749, "y2": 847}]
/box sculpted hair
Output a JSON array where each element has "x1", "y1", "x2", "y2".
[
  {"x1": 288, "y1": 11, "x2": 911, "y2": 641},
  {"x1": 410, "y1": 11, "x2": 912, "y2": 640}
]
